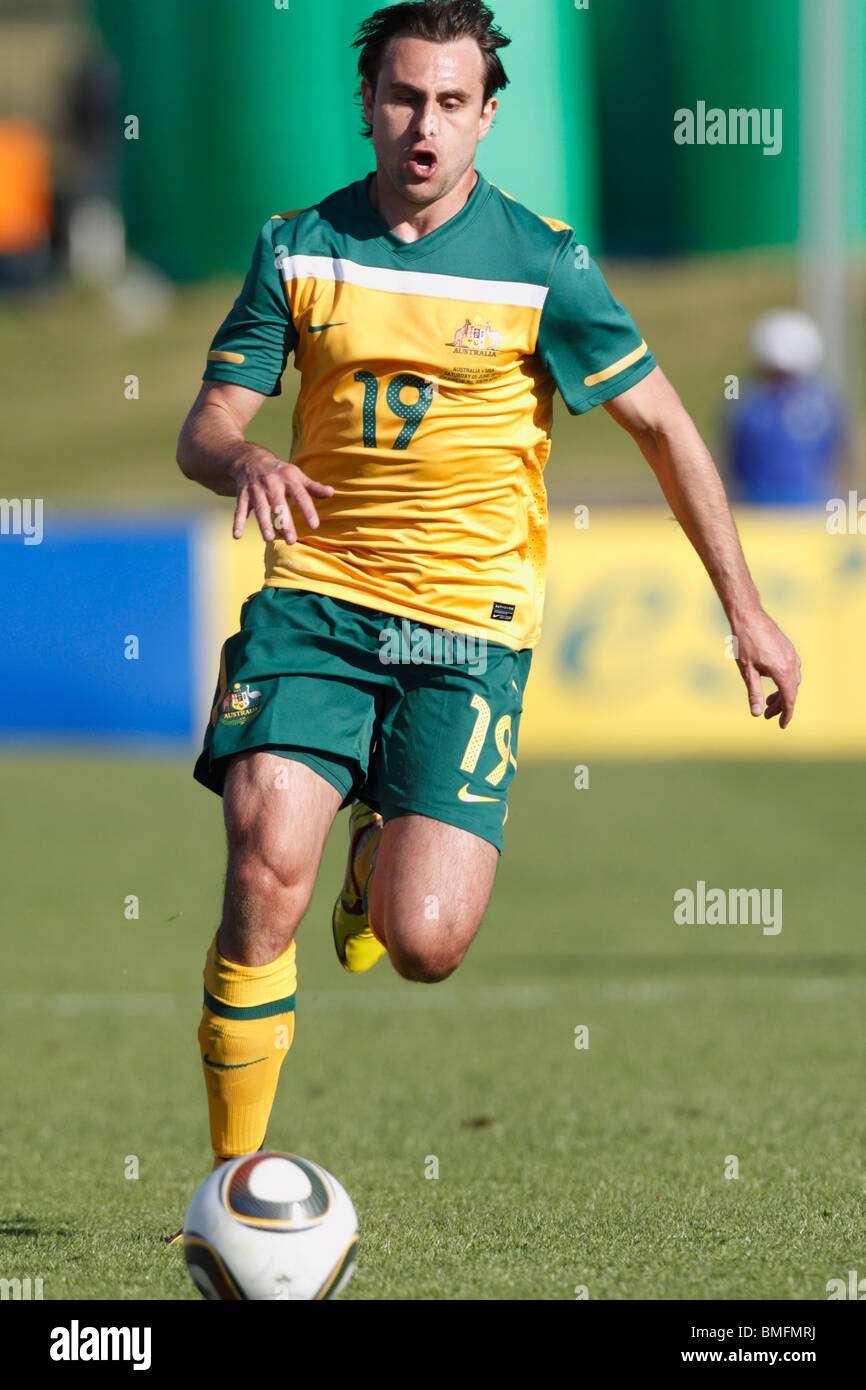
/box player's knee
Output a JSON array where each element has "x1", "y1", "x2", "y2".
[
  {"x1": 220, "y1": 848, "x2": 307, "y2": 966},
  {"x1": 387, "y1": 920, "x2": 473, "y2": 983},
  {"x1": 229, "y1": 848, "x2": 293, "y2": 901},
  {"x1": 391, "y1": 948, "x2": 459, "y2": 984},
  {"x1": 225, "y1": 846, "x2": 311, "y2": 930}
]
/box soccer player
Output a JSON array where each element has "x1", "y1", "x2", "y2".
[{"x1": 176, "y1": 0, "x2": 801, "y2": 1173}]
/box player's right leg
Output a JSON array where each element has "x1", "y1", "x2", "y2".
[
  {"x1": 188, "y1": 587, "x2": 396, "y2": 1168},
  {"x1": 217, "y1": 749, "x2": 342, "y2": 964},
  {"x1": 198, "y1": 751, "x2": 343, "y2": 1164}
]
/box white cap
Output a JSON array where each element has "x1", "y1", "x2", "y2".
[{"x1": 750, "y1": 309, "x2": 825, "y2": 376}]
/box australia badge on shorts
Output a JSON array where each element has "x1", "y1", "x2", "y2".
[{"x1": 219, "y1": 682, "x2": 263, "y2": 725}]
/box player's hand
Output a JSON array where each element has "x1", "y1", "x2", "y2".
[
  {"x1": 732, "y1": 609, "x2": 801, "y2": 728},
  {"x1": 230, "y1": 446, "x2": 334, "y2": 543}
]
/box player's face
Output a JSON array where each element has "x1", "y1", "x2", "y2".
[{"x1": 362, "y1": 35, "x2": 497, "y2": 207}]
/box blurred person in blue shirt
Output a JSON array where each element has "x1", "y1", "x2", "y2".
[{"x1": 727, "y1": 309, "x2": 845, "y2": 504}]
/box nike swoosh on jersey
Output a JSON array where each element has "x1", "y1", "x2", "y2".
[
  {"x1": 203, "y1": 1052, "x2": 268, "y2": 1071},
  {"x1": 307, "y1": 322, "x2": 348, "y2": 333},
  {"x1": 457, "y1": 784, "x2": 501, "y2": 803}
]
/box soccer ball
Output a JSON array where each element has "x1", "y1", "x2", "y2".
[{"x1": 183, "y1": 1151, "x2": 358, "y2": 1300}]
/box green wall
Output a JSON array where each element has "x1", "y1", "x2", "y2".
[
  {"x1": 92, "y1": 0, "x2": 864, "y2": 274},
  {"x1": 592, "y1": 0, "x2": 864, "y2": 255},
  {"x1": 92, "y1": 0, "x2": 597, "y2": 279}
]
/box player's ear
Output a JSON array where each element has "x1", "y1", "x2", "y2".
[
  {"x1": 477, "y1": 97, "x2": 497, "y2": 141},
  {"x1": 360, "y1": 77, "x2": 375, "y2": 126}
]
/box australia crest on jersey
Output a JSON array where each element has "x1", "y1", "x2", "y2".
[
  {"x1": 220, "y1": 682, "x2": 263, "y2": 724},
  {"x1": 447, "y1": 314, "x2": 504, "y2": 357}
]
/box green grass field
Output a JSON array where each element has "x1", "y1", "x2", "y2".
[{"x1": 1, "y1": 754, "x2": 863, "y2": 1301}]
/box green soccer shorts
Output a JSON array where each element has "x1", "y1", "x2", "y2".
[{"x1": 193, "y1": 587, "x2": 533, "y2": 852}]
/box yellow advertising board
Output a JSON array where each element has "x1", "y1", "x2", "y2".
[
  {"x1": 204, "y1": 508, "x2": 866, "y2": 759},
  {"x1": 524, "y1": 509, "x2": 866, "y2": 757}
]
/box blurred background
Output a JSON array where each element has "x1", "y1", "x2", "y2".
[
  {"x1": 2, "y1": 0, "x2": 866, "y2": 1305},
  {"x1": 2, "y1": 0, "x2": 864, "y2": 755}
]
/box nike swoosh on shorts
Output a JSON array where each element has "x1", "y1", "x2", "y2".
[{"x1": 457, "y1": 784, "x2": 501, "y2": 803}]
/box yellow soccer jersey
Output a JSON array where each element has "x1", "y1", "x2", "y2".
[{"x1": 203, "y1": 170, "x2": 655, "y2": 649}]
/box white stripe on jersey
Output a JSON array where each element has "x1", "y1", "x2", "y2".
[{"x1": 277, "y1": 255, "x2": 549, "y2": 311}]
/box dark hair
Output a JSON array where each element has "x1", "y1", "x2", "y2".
[{"x1": 352, "y1": 0, "x2": 511, "y2": 139}]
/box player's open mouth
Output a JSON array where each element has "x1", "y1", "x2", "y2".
[{"x1": 406, "y1": 150, "x2": 438, "y2": 178}]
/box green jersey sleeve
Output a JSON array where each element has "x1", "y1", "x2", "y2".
[
  {"x1": 537, "y1": 234, "x2": 656, "y2": 414},
  {"x1": 202, "y1": 219, "x2": 298, "y2": 398}
]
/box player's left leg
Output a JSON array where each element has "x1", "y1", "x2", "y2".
[
  {"x1": 368, "y1": 813, "x2": 498, "y2": 981},
  {"x1": 351, "y1": 628, "x2": 532, "y2": 981}
]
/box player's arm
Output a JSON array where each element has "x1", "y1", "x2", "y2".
[
  {"x1": 177, "y1": 381, "x2": 333, "y2": 542},
  {"x1": 604, "y1": 364, "x2": 802, "y2": 728},
  {"x1": 177, "y1": 216, "x2": 331, "y2": 541}
]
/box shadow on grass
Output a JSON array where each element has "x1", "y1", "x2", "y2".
[{"x1": 0, "y1": 1218, "x2": 72, "y2": 1238}]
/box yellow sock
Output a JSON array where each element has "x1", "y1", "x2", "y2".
[{"x1": 197, "y1": 936, "x2": 297, "y2": 1161}]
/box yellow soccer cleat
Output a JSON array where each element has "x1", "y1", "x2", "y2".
[{"x1": 332, "y1": 801, "x2": 386, "y2": 974}]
